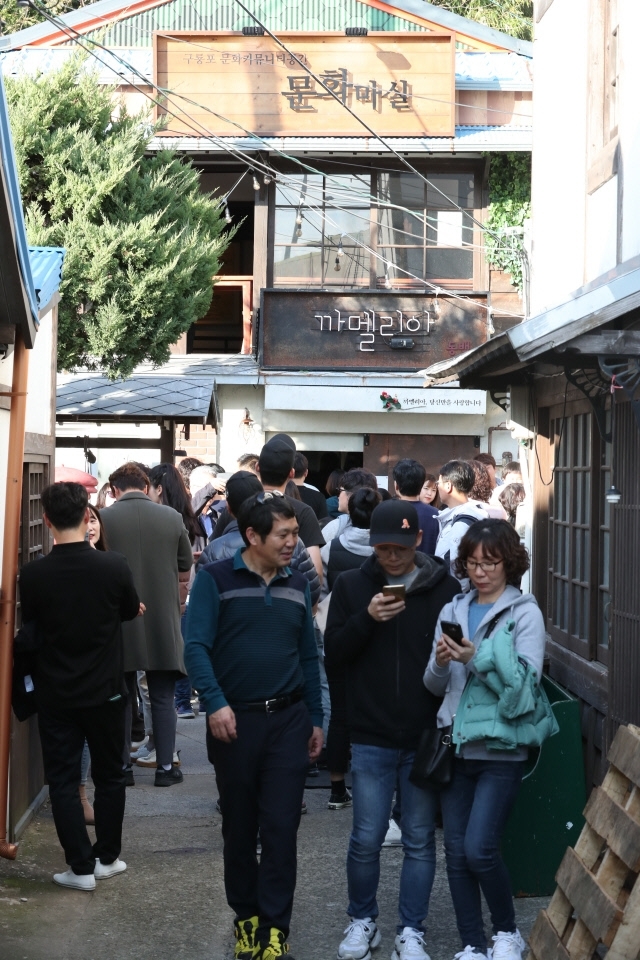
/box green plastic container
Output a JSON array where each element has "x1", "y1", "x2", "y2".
[{"x1": 501, "y1": 674, "x2": 586, "y2": 897}]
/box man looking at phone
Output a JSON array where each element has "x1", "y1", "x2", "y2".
[{"x1": 325, "y1": 500, "x2": 459, "y2": 960}]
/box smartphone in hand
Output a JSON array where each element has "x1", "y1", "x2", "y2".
[
  {"x1": 440, "y1": 620, "x2": 463, "y2": 643},
  {"x1": 382, "y1": 584, "x2": 406, "y2": 601}
]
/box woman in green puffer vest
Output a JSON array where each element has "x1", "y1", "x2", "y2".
[{"x1": 424, "y1": 520, "x2": 553, "y2": 960}]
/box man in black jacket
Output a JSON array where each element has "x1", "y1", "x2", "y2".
[
  {"x1": 324, "y1": 500, "x2": 459, "y2": 960},
  {"x1": 19, "y1": 482, "x2": 141, "y2": 891}
]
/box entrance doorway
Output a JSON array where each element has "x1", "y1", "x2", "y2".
[{"x1": 363, "y1": 434, "x2": 479, "y2": 489}]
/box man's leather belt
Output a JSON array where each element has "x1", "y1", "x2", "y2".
[{"x1": 232, "y1": 690, "x2": 303, "y2": 714}]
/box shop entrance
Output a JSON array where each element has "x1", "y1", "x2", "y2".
[
  {"x1": 363, "y1": 434, "x2": 479, "y2": 489},
  {"x1": 303, "y1": 450, "x2": 363, "y2": 494}
]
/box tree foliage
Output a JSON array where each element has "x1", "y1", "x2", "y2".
[
  {"x1": 6, "y1": 57, "x2": 231, "y2": 379},
  {"x1": 484, "y1": 152, "x2": 531, "y2": 291},
  {"x1": 427, "y1": 1, "x2": 533, "y2": 41},
  {"x1": 0, "y1": 0, "x2": 93, "y2": 36}
]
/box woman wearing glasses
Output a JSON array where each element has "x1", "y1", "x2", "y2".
[{"x1": 424, "y1": 519, "x2": 547, "y2": 960}]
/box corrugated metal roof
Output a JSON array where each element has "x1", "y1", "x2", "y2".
[
  {"x1": 0, "y1": 68, "x2": 39, "y2": 339},
  {"x1": 28, "y1": 246, "x2": 65, "y2": 313},
  {"x1": 56, "y1": 373, "x2": 216, "y2": 419},
  {"x1": 0, "y1": 46, "x2": 532, "y2": 91},
  {"x1": 67, "y1": 0, "x2": 425, "y2": 48},
  {"x1": 149, "y1": 125, "x2": 532, "y2": 154}
]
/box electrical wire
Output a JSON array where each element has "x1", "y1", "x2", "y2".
[{"x1": 13, "y1": 0, "x2": 523, "y2": 317}]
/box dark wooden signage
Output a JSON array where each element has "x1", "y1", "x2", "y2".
[{"x1": 260, "y1": 290, "x2": 487, "y2": 371}]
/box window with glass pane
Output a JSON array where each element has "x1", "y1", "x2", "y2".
[
  {"x1": 598, "y1": 409, "x2": 611, "y2": 661},
  {"x1": 547, "y1": 405, "x2": 608, "y2": 662},
  {"x1": 377, "y1": 172, "x2": 475, "y2": 287},
  {"x1": 273, "y1": 174, "x2": 371, "y2": 287}
]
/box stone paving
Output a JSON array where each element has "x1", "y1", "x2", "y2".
[{"x1": 0, "y1": 713, "x2": 548, "y2": 960}]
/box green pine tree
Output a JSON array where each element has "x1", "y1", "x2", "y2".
[
  {"x1": 6, "y1": 56, "x2": 232, "y2": 379},
  {"x1": 427, "y1": 1, "x2": 533, "y2": 41}
]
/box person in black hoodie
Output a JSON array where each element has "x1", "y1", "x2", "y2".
[{"x1": 325, "y1": 499, "x2": 459, "y2": 960}]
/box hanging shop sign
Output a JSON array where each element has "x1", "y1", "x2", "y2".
[
  {"x1": 265, "y1": 384, "x2": 486, "y2": 415},
  {"x1": 260, "y1": 290, "x2": 487, "y2": 371},
  {"x1": 154, "y1": 32, "x2": 455, "y2": 137}
]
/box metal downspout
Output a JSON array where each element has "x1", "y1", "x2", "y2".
[{"x1": 0, "y1": 331, "x2": 30, "y2": 860}]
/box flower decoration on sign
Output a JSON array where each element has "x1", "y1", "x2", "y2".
[{"x1": 380, "y1": 391, "x2": 402, "y2": 411}]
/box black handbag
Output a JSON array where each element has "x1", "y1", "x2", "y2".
[
  {"x1": 409, "y1": 724, "x2": 454, "y2": 790},
  {"x1": 11, "y1": 621, "x2": 40, "y2": 722}
]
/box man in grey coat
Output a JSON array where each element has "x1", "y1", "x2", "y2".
[{"x1": 102, "y1": 462, "x2": 193, "y2": 787}]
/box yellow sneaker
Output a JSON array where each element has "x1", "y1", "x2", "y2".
[
  {"x1": 234, "y1": 915, "x2": 259, "y2": 959},
  {"x1": 256, "y1": 928, "x2": 291, "y2": 959}
]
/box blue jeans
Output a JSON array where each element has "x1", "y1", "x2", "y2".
[
  {"x1": 441, "y1": 758, "x2": 525, "y2": 952},
  {"x1": 347, "y1": 743, "x2": 438, "y2": 934}
]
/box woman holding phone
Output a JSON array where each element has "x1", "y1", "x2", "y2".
[{"x1": 423, "y1": 519, "x2": 548, "y2": 960}]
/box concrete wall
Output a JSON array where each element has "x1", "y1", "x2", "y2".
[{"x1": 531, "y1": 0, "x2": 640, "y2": 314}]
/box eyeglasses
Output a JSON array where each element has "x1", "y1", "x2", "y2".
[{"x1": 464, "y1": 559, "x2": 503, "y2": 572}]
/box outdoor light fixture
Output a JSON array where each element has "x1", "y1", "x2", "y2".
[
  {"x1": 345, "y1": 27, "x2": 368, "y2": 36},
  {"x1": 242, "y1": 26, "x2": 265, "y2": 36},
  {"x1": 224, "y1": 206, "x2": 232, "y2": 223},
  {"x1": 383, "y1": 266, "x2": 392, "y2": 289},
  {"x1": 337, "y1": 240, "x2": 344, "y2": 258},
  {"x1": 606, "y1": 486, "x2": 622, "y2": 504},
  {"x1": 431, "y1": 288, "x2": 442, "y2": 319},
  {"x1": 334, "y1": 255, "x2": 341, "y2": 272},
  {"x1": 295, "y1": 216, "x2": 303, "y2": 239},
  {"x1": 295, "y1": 210, "x2": 303, "y2": 226},
  {"x1": 486, "y1": 307, "x2": 495, "y2": 337},
  {"x1": 252, "y1": 174, "x2": 260, "y2": 191},
  {"x1": 263, "y1": 174, "x2": 272, "y2": 185}
]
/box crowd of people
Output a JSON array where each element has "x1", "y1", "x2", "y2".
[{"x1": 15, "y1": 439, "x2": 554, "y2": 960}]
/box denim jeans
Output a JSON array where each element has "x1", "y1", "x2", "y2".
[
  {"x1": 347, "y1": 743, "x2": 438, "y2": 934},
  {"x1": 441, "y1": 758, "x2": 525, "y2": 952}
]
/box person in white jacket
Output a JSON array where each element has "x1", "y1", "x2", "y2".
[{"x1": 435, "y1": 461, "x2": 488, "y2": 579}]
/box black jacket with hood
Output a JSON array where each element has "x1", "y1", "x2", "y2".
[{"x1": 324, "y1": 552, "x2": 460, "y2": 749}]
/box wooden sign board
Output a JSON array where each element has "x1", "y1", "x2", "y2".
[
  {"x1": 260, "y1": 290, "x2": 486, "y2": 371},
  {"x1": 154, "y1": 32, "x2": 455, "y2": 138}
]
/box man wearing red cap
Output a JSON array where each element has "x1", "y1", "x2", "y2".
[{"x1": 325, "y1": 500, "x2": 459, "y2": 960}]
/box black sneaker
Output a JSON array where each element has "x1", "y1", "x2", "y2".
[
  {"x1": 256, "y1": 927, "x2": 292, "y2": 959},
  {"x1": 328, "y1": 788, "x2": 352, "y2": 810},
  {"x1": 124, "y1": 766, "x2": 135, "y2": 787},
  {"x1": 154, "y1": 765, "x2": 184, "y2": 787}
]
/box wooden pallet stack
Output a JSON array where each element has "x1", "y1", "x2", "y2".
[{"x1": 527, "y1": 723, "x2": 640, "y2": 960}]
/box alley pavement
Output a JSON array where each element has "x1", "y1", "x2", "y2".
[{"x1": 0, "y1": 714, "x2": 548, "y2": 960}]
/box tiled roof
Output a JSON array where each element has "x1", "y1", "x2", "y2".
[{"x1": 56, "y1": 372, "x2": 216, "y2": 420}]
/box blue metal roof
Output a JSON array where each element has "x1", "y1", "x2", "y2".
[
  {"x1": 28, "y1": 246, "x2": 65, "y2": 313},
  {"x1": 0, "y1": 69, "x2": 39, "y2": 332}
]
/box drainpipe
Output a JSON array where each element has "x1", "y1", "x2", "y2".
[{"x1": 0, "y1": 330, "x2": 30, "y2": 860}]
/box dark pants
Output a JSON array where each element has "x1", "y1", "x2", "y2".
[
  {"x1": 326, "y1": 679, "x2": 349, "y2": 774},
  {"x1": 123, "y1": 670, "x2": 177, "y2": 767},
  {"x1": 207, "y1": 700, "x2": 312, "y2": 940},
  {"x1": 441, "y1": 758, "x2": 525, "y2": 951},
  {"x1": 38, "y1": 699, "x2": 126, "y2": 874},
  {"x1": 174, "y1": 675, "x2": 192, "y2": 711}
]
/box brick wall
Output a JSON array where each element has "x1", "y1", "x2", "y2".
[{"x1": 176, "y1": 424, "x2": 219, "y2": 464}]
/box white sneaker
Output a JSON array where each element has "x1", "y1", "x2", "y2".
[
  {"x1": 53, "y1": 869, "x2": 95, "y2": 891},
  {"x1": 94, "y1": 858, "x2": 127, "y2": 879},
  {"x1": 337, "y1": 917, "x2": 382, "y2": 960},
  {"x1": 382, "y1": 819, "x2": 402, "y2": 847},
  {"x1": 392, "y1": 927, "x2": 430, "y2": 960},
  {"x1": 136, "y1": 749, "x2": 180, "y2": 767},
  {"x1": 454, "y1": 948, "x2": 488, "y2": 959},
  {"x1": 490, "y1": 930, "x2": 526, "y2": 960}
]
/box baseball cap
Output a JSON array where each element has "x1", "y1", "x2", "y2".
[
  {"x1": 258, "y1": 438, "x2": 295, "y2": 478},
  {"x1": 369, "y1": 500, "x2": 420, "y2": 546},
  {"x1": 270, "y1": 433, "x2": 296, "y2": 450},
  {"x1": 225, "y1": 470, "x2": 263, "y2": 516}
]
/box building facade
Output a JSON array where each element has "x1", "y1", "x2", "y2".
[{"x1": 3, "y1": 0, "x2": 531, "y2": 485}]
